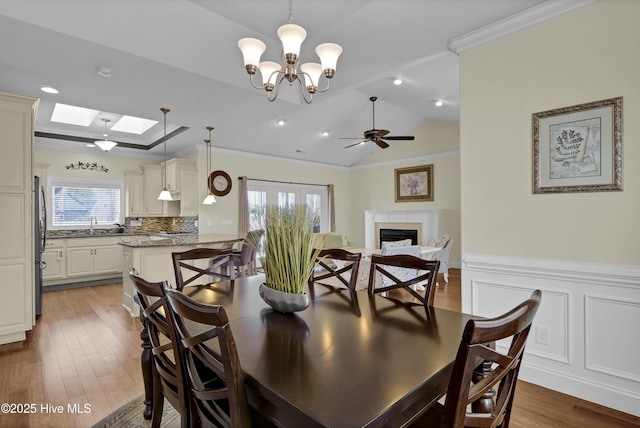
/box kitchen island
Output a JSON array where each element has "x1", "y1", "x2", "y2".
[{"x1": 119, "y1": 233, "x2": 242, "y2": 315}]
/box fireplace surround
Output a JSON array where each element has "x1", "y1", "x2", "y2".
[{"x1": 365, "y1": 209, "x2": 437, "y2": 249}]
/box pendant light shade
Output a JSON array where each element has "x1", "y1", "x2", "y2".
[
  {"x1": 157, "y1": 107, "x2": 173, "y2": 201},
  {"x1": 95, "y1": 118, "x2": 118, "y2": 151},
  {"x1": 202, "y1": 126, "x2": 217, "y2": 205}
]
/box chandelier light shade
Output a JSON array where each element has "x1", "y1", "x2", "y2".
[
  {"x1": 202, "y1": 126, "x2": 216, "y2": 205},
  {"x1": 157, "y1": 107, "x2": 173, "y2": 201},
  {"x1": 95, "y1": 118, "x2": 118, "y2": 151},
  {"x1": 237, "y1": 0, "x2": 342, "y2": 104}
]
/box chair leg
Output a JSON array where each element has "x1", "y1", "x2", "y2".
[{"x1": 151, "y1": 366, "x2": 165, "y2": 428}]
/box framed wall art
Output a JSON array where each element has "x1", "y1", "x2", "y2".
[
  {"x1": 395, "y1": 164, "x2": 434, "y2": 202},
  {"x1": 532, "y1": 97, "x2": 622, "y2": 194}
]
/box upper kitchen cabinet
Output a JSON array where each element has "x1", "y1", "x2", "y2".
[
  {"x1": 125, "y1": 171, "x2": 144, "y2": 217},
  {"x1": 164, "y1": 159, "x2": 197, "y2": 215},
  {"x1": 0, "y1": 91, "x2": 38, "y2": 344},
  {"x1": 141, "y1": 165, "x2": 177, "y2": 217}
]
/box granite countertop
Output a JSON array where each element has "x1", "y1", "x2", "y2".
[
  {"x1": 48, "y1": 231, "x2": 148, "y2": 239},
  {"x1": 118, "y1": 233, "x2": 243, "y2": 248}
]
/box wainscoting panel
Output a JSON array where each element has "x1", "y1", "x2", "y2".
[
  {"x1": 585, "y1": 294, "x2": 640, "y2": 382},
  {"x1": 462, "y1": 254, "x2": 640, "y2": 417}
]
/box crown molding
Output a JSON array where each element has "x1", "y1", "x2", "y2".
[{"x1": 448, "y1": 0, "x2": 599, "y2": 54}]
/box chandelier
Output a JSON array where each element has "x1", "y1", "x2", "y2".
[{"x1": 237, "y1": 0, "x2": 342, "y2": 104}]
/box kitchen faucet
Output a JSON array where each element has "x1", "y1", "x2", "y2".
[{"x1": 90, "y1": 216, "x2": 95, "y2": 234}]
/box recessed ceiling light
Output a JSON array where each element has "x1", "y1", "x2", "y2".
[
  {"x1": 277, "y1": 119, "x2": 286, "y2": 126},
  {"x1": 393, "y1": 78, "x2": 403, "y2": 85},
  {"x1": 435, "y1": 100, "x2": 444, "y2": 107},
  {"x1": 41, "y1": 86, "x2": 59, "y2": 94},
  {"x1": 86, "y1": 144, "x2": 96, "y2": 148},
  {"x1": 51, "y1": 103, "x2": 100, "y2": 126},
  {"x1": 96, "y1": 66, "x2": 112, "y2": 78},
  {"x1": 321, "y1": 130, "x2": 329, "y2": 137},
  {"x1": 111, "y1": 115, "x2": 158, "y2": 134}
]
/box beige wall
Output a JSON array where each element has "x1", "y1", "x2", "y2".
[
  {"x1": 196, "y1": 149, "x2": 351, "y2": 236},
  {"x1": 348, "y1": 120, "x2": 461, "y2": 265},
  {"x1": 459, "y1": 0, "x2": 639, "y2": 266}
]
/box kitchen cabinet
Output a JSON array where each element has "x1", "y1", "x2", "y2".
[
  {"x1": 125, "y1": 171, "x2": 144, "y2": 216},
  {"x1": 0, "y1": 91, "x2": 38, "y2": 344},
  {"x1": 142, "y1": 165, "x2": 179, "y2": 217},
  {"x1": 65, "y1": 237, "x2": 122, "y2": 278},
  {"x1": 164, "y1": 158, "x2": 197, "y2": 216},
  {"x1": 42, "y1": 239, "x2": 66, "y2": 283}
]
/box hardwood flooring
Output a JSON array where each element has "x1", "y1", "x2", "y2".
[{"x1": 0, "y1": 271, "x2": 637, "y2": 427}]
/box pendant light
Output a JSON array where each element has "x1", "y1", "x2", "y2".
[
  {"x1": 202, "y1": 126, "x2": 216, "y2": 205},
  {"x1": 157, "y1": 107, "x2": 173, "y2": 201},
  {"x1": 95, "y1": 118, "x2": 118, "y2": 151}
]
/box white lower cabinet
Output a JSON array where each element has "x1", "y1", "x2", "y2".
[
  {"x1": 42, "y1": 239, "x2": 66, "y2": 283},
  {"x1": 44, "y1": 237, "x2": 123, "y2": 285}
]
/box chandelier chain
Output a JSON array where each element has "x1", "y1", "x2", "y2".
[{"x1": 288, "y1": 0, "x2": 293, "y2": 24}]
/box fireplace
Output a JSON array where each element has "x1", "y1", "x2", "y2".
[
  {"x1": 365, "y1": 210, "x2": 437, "y2": 249},
  {"x1": 379, "y1": 228, "x2": 418, "y2": 245}
]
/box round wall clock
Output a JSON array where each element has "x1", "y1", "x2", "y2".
[{"x1": 208, "y1": 170, "x2": 232, "y2": 196}]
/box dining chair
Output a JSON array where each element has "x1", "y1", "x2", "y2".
[
  {"x1": 368, "y1": 253, "x2": 440, "y2": 308},
  {"x1": 221, "y1": 229, "x2": 264, "y2": 277},
  {"x1": 410, "y1": 289, "x2": 542, "y2": 428},
  {"x1": 129, "y1": 270, "x2": 192, "y2": 428},
  {"x1": 172, "y1": 247, "x2": 235, "y2": 290},
  {"x1": 165, "y1": 289, "x2": 273, "y2": 427},
  {"x1": 309, "y1": 248, "x2": 361, "y2": 299},
  {"x1": 426, "y1": 233, "x2": 454, "y2": 283}
]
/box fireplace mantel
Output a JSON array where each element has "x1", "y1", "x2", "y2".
[{"x1": 364, "y1": 209, "x2": 438, "y2": 249}]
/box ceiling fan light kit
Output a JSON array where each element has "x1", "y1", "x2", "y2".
[
  {"x1": 238, "y1": 0, "x2": 342, "y2": 104},
  {"x1": 342, "y1": 97, "x2": 415, "y2": 149}
]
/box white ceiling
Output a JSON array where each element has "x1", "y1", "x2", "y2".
[{"x1": 0, "y1": 0, "x2": 583, "y2": 167}]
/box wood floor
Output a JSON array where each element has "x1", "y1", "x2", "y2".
[{"x1": 0, "y1": 271, "x2": 637, "y2": 427}]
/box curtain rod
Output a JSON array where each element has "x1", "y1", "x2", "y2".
[{"x1": 239, "y1": 177, "x2": 330, "y2": 187}]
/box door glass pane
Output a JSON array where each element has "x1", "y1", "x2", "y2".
[
  {"x1": 306, "y1": 193, "x2": 322, "y2": 232},
  {"x1": 278, "y1": 192, "x2": 295, "y2": 209},
  {"x1": 248, "y1": 190, "x2": 266, "y2": 231}
]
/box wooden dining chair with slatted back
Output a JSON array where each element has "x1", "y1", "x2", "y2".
[
  {"x1": 172, "y1": 247, "x2": 235, "y2": 290},
  {"x1": 129, "y1": 271, "x2": 193, "y2": 428},
  {"x1": 165, "y1": 289, "x2": 273, "y2": 427},
  {"x1": 410, "y1": 289, "x2": 542, "y2": 428},
  {"x1": 309, "y1": 248, "x2": 362, "y2": 300},
  {"x1": 367, "y1": 253, "x2": 440, "y2": 308}
]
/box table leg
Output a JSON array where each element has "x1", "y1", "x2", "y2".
[
  {"x1": 471, "y1": 360, "x2": 496, "y2": 413},
  {"x1": 139, "y1": 311, "x2": 153, "y2": 420}
]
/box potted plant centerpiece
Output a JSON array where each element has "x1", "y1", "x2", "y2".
[{"x1": 250, "y1": 204, "x2": 321, "y2": 313}]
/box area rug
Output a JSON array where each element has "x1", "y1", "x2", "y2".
[{"x1": 92, "y1": 396, "x2": 180, "y2": 428}]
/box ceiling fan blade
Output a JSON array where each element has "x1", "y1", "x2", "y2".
[
  {"x1": 345, "y1": 139, "x2": 368, "y2": 148},
  {"x1": 374, "y1": 139, "x2": 390, "y2": 149},
  {"x1": 375, "y1": 129, "x2": 390, "y2": 137},
  {"x1": 384, "y1": 135, "x2": 415, "y2": 141}
]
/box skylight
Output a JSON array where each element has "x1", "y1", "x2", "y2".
[
  {"x1": 111, "y1": 115, "x2": 158, "y2": 135},
  {"x1": 51, "y1": 103, "x2": 100, "y2": 126}
]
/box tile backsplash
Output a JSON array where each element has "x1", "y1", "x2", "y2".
[{"x1": 125, "y1": 216, "x2": 198, "y2": 233}]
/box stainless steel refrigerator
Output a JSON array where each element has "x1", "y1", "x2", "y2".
[{"x1": 34, "y1": 175, "x2": 47, "y2": 316}]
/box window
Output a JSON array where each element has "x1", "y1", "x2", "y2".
[
  {"x1": 50, "y1": 178, "x2": 123, "y2": 229},
  {"x1": 247, "y1": 181, "x2": 329, "y2": 233}
]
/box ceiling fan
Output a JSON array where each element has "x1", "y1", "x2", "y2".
[{"x1": 341, "y1": 96, "x2": 415, "y2": 149}]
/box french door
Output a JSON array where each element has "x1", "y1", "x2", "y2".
[{"x1": 247, "y1": 181, "x2": 329, "y2": 233}]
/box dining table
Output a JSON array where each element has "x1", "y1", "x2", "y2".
[{"x1": 138, "y1": 274, "x2": 481, "y2": 427}]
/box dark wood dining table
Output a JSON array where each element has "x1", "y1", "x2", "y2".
[{"x1": 139, "y1": 274, "x2": 481, "y2": 427}]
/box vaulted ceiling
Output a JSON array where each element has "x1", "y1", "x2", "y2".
[{"x1": 0, "y1": 0, "x2": 587, "y2": 166}]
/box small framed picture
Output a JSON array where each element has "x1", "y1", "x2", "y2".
[
  {"x1": 395, "y1": 164, "x2": 434, "y2": 202},
  {"x1": 532, "y1": 97, "x2": 622, "y2": 194}
]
